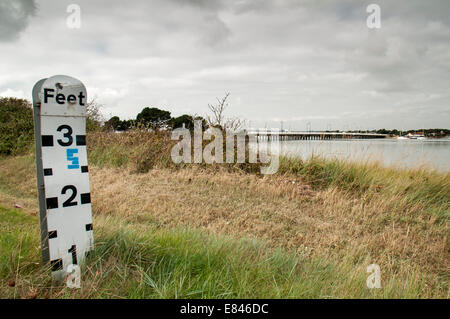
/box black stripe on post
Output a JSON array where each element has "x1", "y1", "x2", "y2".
[
  {"x1": 50, "y1": 259, "x2": 63, "y2": 271},
  {"x1": 48, "y1": 230, "x2": 57, "y2": 239},
  {"x1": 44, "y1": 168, "x2": 53, "y2": 176},
  {"x1": 42, "y1": 135, "x2": 54, "y2": 147},
  {"x1": 46, "y1": 197, "x2": 58, "y2": 209},
  {"x1": 80, "y1": 193, "x2": 91, "y2": 204},
  {"x1": 85, "y1": 223, "x2": 93, "y2": 231},
  {"x1": 81, "y1": 166, "x2": 88, "y2": 173},
  {"x1": 68, "y1": 245, "x2": 77, "y2": 265},
  {"x1": 76, "y1": 135, "x2": 86, "y2": 146}
]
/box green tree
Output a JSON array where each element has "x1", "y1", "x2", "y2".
[
  {"x1": 170, "y1": 114, "x2": 194, "y2": 129},
  {"x1": 118, "y1": 119, "x2": 134, "y2": 131},
  {"x1": 136, "y1": 107, "x2": 171, "y2": 129},
  {"x1": 104, "y1": 116, "x2": 135, "y2": 131},
  {"x1": 104, "y1": 116, "x2": 121, "y2": 131}
]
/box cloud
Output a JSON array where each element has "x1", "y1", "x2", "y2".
[
  {"x1": 0, "y1": 0, "x2": 37, "y2": 41},
  {"x1": 0, "y1": 88, "x2": 26, "y2": 98}
]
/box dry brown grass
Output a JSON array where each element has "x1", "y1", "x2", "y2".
[{"x1": 88, "y1": 165, "x2": 448, "y2": 294}]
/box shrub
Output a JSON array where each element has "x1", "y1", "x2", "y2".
[{"x1": 0, "y1": 97, "x2": 34, "y2": 155}]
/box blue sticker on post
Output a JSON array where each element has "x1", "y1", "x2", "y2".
[{"x1": 67, "y1": 148, "x2": 80, "y2": 169}]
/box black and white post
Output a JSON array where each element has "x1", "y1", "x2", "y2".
[{"x1": 32, "y1": 75, "x2": 94, "y2": 280}]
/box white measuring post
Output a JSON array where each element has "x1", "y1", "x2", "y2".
[{"x1": 32, "y1": 75, "x2": 94, "y2": 279}]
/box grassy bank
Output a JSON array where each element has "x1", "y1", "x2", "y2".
[
  {"x1": 0, "y1": 205, "x2": 435, "y2": 298},
  {"x1": 0, "y1": 131, "x2": 448, "y2": 298}
]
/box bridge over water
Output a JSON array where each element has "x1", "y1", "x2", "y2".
[{"x1": 246, "y1": 131, "x2": 388, "y2": 141}]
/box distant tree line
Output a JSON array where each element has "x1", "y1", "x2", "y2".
[
  {"x1": 343, "y1": 128, "x2": 450, "y2": 137},
  {"x1": 104, "y1": 107, "x2": 206, "y2": 131}
]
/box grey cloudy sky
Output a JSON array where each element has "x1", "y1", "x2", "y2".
[{"x1": 0, "y1": 0, "x2": 449, "y2": 130}]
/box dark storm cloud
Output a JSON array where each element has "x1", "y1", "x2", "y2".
[{"x1": 0, "y1": 0, "x2": 37, "y2": 41}]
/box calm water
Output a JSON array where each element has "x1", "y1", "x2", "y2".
[{"x1": 257, "y1": 138, "x2": 450, "y2": 171}]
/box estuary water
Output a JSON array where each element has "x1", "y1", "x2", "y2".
[{"x1": 258, "y1": 138, "x2": 450, "y2": 172}]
